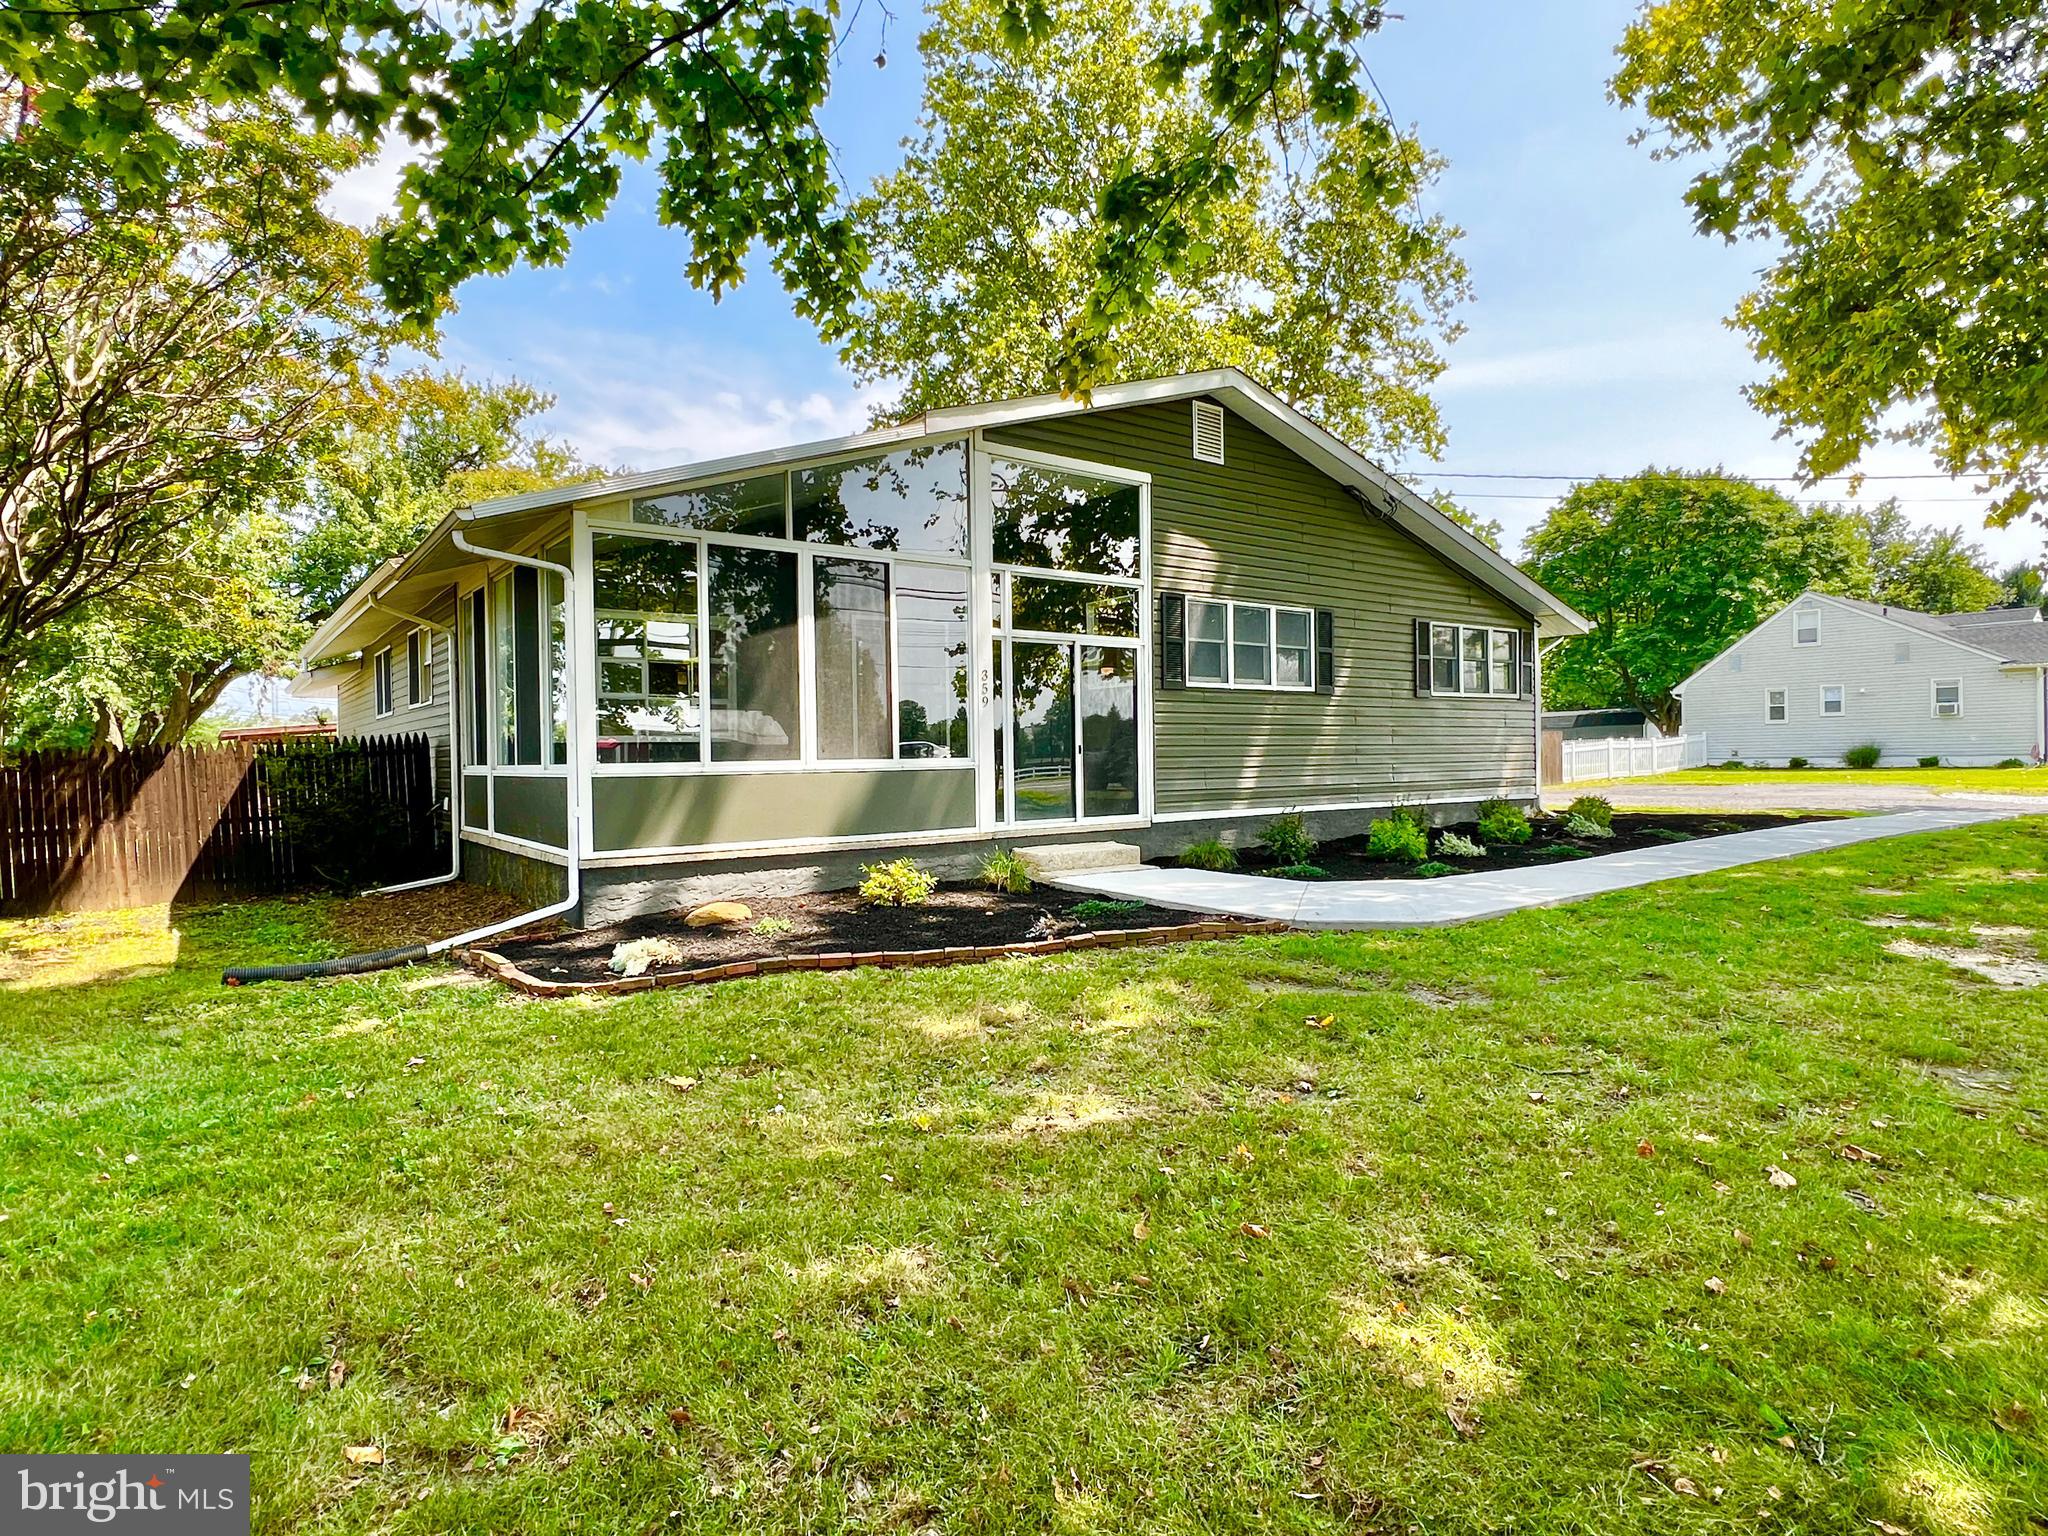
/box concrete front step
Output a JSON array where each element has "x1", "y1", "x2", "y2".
[{"x1": 1015, "y1": 841, "x2": 1144, "y2": 878}]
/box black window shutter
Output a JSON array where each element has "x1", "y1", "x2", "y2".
[
  {"x1": 1413, "y1": 618, "x2": 1433, "y2": 696},
  {"x1": 1520, "y1": 631, "x2": 1537, "y2": 698},
  {"x1": 1314, "y1": 609, "x2": 1336, "y2": 694},
  {"x1": 1159, "y1": 591, "x2": 1186, "y2": 690}
]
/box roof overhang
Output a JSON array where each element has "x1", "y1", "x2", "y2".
[{"x1": 298, "y1": 367, "x2": 1590, "y2": 670}]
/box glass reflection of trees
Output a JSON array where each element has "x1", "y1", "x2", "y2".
[
  {"x1": 794, "y1": 441, "x2": 967, "y2": 557},
  {"x1": 990, "y1": 458, "x2": 1140, "y2": 578}
]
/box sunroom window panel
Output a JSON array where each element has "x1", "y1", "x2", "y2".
[
  {"x1": 593, "y1": 533, "x2": 701, "y2": 764},
  {"x1": 633, "y1": 473, "x2": 786, "y2": 538},
  {"x1": 814, "y1": 557, "x2": 893, "y2": 761},
  {"x1": 989, "y1": 457, "x2": 1141, "y2": 577},
  {"x1": 794, "y1": 440, "x2": 968, "y2": 558},
  {"x1": 1187, "y1": 599, "x2": 1228, "y2": 683},
  {"x1": 1010, "y1": 576, "x2": 1139, "y2": 637},
  {"x1": 708, "y1": 545, "x2": 801, "y2": 761},
  {"x1": 1233, "y1": 604, "x2": 1272, "y2": 684},
  {"x1": 896, "y1": 565, "x2": 970, "y2": 759}
]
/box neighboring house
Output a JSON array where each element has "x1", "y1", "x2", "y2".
[
  {"x1": 294, "y1": 370, "x2": 1588, "y2": 923},
  {"x1": 1674, "y1": 592, "x2": 2048, "y2": 766}
]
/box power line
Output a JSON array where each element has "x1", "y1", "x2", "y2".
[
  {"x1": 1402, "y1": 469, "x2": 1972, "y2": 484},
  {"x1": 1444, "y1": 490, "x2": 1994, "y2": 504}
]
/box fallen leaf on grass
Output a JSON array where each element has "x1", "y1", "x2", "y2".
[
  {"x1": 1839, "y1": 1144, "x2": 1884, "y2": 1164},
  {"x1": 1868, "y1": 1522, "x2": 1910, "y2": 1535},
  {"x1": 342, "y1": 1445, "x2": 383, "y2": 1466},
  {"x1": 663, "y1": 1076, "x2": 698, "y2": 1093},
  {"x1": 1239, "y1": 1222, "x2": 1272, "y2": 1239},
  {"x1": 326, "y1": 1359, "x2": 347, "y2": 1390},
  {"x1": 1445, "y1": 1405, "x2": 1479, "y2": 1439},
  {"x1": 1132, "y1": 1217, "x2": 1150, "y2": 1241},
  {"x1": 667, "y1": 1407, "x2": 693, "y2": 1429},
  {"x1": 1704, "y1": 1277, "x2": 1726, "y2": 1295},
  {"x1": 1636, "y1": 1140, "x2": 1656, "y2": 1158},
  {"x1": 1306, "y1": 1015, "x2": 1333, "y2": 1030},
  {"x1": 1766, "y1": 1166, "x2": 1798, "y2": 1190}
]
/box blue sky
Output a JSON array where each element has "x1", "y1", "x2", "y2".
[{"x1": 326, "y1": 0, "x2": 2041, "y2": 569}]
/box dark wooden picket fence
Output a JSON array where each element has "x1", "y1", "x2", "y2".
[{"x1": 0, "y1": 736, "x2": 444, "y2": 914}]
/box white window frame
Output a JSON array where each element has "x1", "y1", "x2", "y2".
[
  {"x1": 1182, "y1": 598, "x2": 1315, "y2": 691},
  {"x1": 1820, "y1": 683, "x2": 1845, "y2": 717},
  {"x1": 1931, "y1": 679, "x2": 1963, "y2": 718},
  {"x1": 1794, "y1": 608, "x2": 1820, "y2": 646},
  {"x1": 1423, "y1": 621, "x2": 1521, "y2": 697},
  {"x1": 407, "y1": 628, "x2": 433, "y2": 708},
  {"x1": 372, "y1": 646, "x2": 394, "y2": 718},
  {"x1": 1764, "y1": 687, "x2": 1788, "y2": 723}
]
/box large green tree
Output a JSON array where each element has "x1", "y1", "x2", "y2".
[
  {"x1": 0, "y1": 109, "x2": 386, "y2": 718},
  {"x1": 1524, "y1": 471, "x2": 1870, "y2": 733},
  {"x1": 1854, "y1": 502, "x2": 2004, "y2": 614},
  {"x1": 2, "y1": 0, "x2": 1411, "y2": 390},
  {"x1": 1613, "y1": 3, "x2": 2048, "y2": 527},
  {"x1": 844, "y1": 0, "x2": 1466, "y2": 457},
  {"x1": 288, "y1": 370, "x2": 602, "y2": 622}
]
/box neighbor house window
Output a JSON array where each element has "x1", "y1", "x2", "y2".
[
  {"x1": 1183, "y1": 599, "x2": 1315, "y2": 689},
  {"x1": 1932, "y1": 680, "x2": 1962, "y2": 718},
  {"x1": 1415, "y1": 621, "x2": 1522, "y2": 696},
  {"x1": 407, "y1": 629, "x2": 432, "y2": 707},
  {"x1": 1821, "y1": 684, "x2": 1845, "y2": 716},
  {"x1": 1794, "y1": 608, "x2": 1820, "y2": 645},
  {"x1": 373, "y1": 648, "x2": 394, "y2": 717},
  {"x1": 1766, "y1": 688, "x2": 1788, "y2": 722}
]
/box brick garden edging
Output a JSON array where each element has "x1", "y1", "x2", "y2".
[{"x1": 458, "y1": 917, "x2": 1293, "y2": 997}]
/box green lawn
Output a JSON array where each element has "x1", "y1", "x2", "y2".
[
  {"x1": 4, "y1": 823, "x2": 2047, "y2": 1534},
  {"x1": 1580, "y1": 765, "x2": 2048, "y2": 794}
]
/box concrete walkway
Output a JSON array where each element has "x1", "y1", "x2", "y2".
[
  {"x1": 1592, "y1": 780, "x2": 2048, "y2": 815},
  {"x1": 1049, "y1": 808, "x2": 2020, "y2": 931}
]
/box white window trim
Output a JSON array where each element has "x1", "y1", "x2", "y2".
[
  {"x1": 407, "y1": 627, "x2": 435, "y2": 708},
  {"x1": 1764, "y1": 687, "x2": 1788, "y2": 722},
  {"x1": 1423, "y1": 622, "x2": 1521, "y2": 697},
  {"x1": 1794, "y1": 609, "x2": 1820, "y2": 645},
  {"x1": 1819, "y1": 682, "x2": 1845, "y2": 716},
  {"x1": 1931, "y1": 679, "x2": 1963, "y2": 718},
  {"x1": 372, "y1": 646, "x2": 394, "y2": 718},
  {"x1": 1184, "y1": 598, "x2": 1316, "y2": 691}
]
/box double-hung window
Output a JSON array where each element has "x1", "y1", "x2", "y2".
[
  {"x1": 1416, "y1": 621, "x2": 1522, "y2": 696},
  {"x1": 1932, "y1": 680, "x2": 1962, "y2": 718},
  {"x1": 1820, "y1": 684, "x2": 1845, "y2": 716},
  {"x1": 372, "y1": 648, "x2": 394, "y2": 717},
  {"x1": 1185, "y1": 599, "x2": 1314, "y2": 690},
  {"x1": 1765, "y1": 688, "x2": 1788, "y2": 722},
  {"x1": 407, "y1": 629, "x2": 432, "y2": 707},
  {"x1": 1794, "y1": 608, "x2": 1820, "y2": 645}
]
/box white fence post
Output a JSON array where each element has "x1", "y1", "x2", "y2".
[{"x1": 1558, "y1": 732, "x2": 1705, "y2": 785}]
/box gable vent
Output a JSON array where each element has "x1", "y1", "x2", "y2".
[{"x1": 1192, "y1": 400, "x2": 1225, "y2": 464}]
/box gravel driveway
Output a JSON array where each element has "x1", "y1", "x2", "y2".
[{"x1": 1570, "y1": 780, "x2": 2048, "y2": 815}]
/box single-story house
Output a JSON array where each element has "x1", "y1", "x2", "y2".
[
  {"x1": 1673, "y1": 591, "x2": 2048, "y2": 766},
  {"x1": 293, "y1": 369, "x2": 1589, "y2": 924}
]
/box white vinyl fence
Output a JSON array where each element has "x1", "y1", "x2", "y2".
[{"x1": 1556, "y1": 733, "x2": 1709, "y2": 785}]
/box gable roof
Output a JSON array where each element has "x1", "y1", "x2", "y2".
[
  {"x1": 300, "y1": 368, "x2": 1587, "y2": 668},
  {"x1": 1942, "y1": 605, "x2": 2043, "y2": 628}
]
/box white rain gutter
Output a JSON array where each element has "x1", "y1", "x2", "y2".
[{"x1": 362, "y1": 595, "x2": 461, "y2": 896}]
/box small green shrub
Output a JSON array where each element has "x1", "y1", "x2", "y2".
[
  {"x1": 1995, "y1": 757, "x2": 2028, "y2": 769},
  {"x1": 858, "y1": 857, "x2": 938, "y2": 907},
  {"x1": 1564, "y1": 794, "x2": 1614, "y2": 829},
  {"x1": 1560, "y1": 812, "x2": 1613, "y2": 841},
  {"x1": 1179, "y1": 838, "x2": 1238, "y2": 871},
  {"x1": 1644, "y1": 828, "x2": 1694, "y2": 843},
  {"x1": 749, "y1": 916, "x2": 793, "y2": 937},
  {"x1": 1069, "y1": 898, "x2": 1146, "y2": 921},
  {"x1": 1413, "y1": 860, "x2": 1457, "y2": 878},
  {"x1": 1476, "y1": 799, "x2": 1532, "y2": 846},
  {"x1": 1436, "y1": 830, "x2": 1484, "y2": 859},
  {"x1": 1365, "y1": 815, "x2": 1428, "y2": 863},
  {"x1": 1843, "y1": 742, "x2": 1883, "y2": 769},
  {"x1": 978, "y1": 847, "x2": 1034, "y2": 894},
  {"x1": 1786, "y1": 756, "x2": 1809, "y2": 770},
  {"x1": 1269, "y1": 864, "x2": 1330, "y2": 880},
  {"x1": 1917, "y1": 755, "x2": 1940, "y2": 769},
  {"x1": 1258, "y1": 813, "x2": 1318, "y2": 866},
  {"x1": 1714, "y1": 759, "x2": 1747, "y2": 770}
]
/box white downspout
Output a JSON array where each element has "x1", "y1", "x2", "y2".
[
  {"x1": 363, "y1": 596, "x2": 461, "y2": 896},
  {"x1": 1534, "y1": 630, "x2": 1566, "y2": 807},
  {"x1": 422, "y1": 523, "x2": 581, "y2": 955}
]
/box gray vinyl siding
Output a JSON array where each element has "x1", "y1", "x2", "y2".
[
  {"x1": 330, "y1": 605, "x2": 457, "y2": 805},
  {"x1": 1679, "y1": 599, "x2": 2045, "y2": 765},
  {"x1": 987, "y1": 400, "x2": 1537, "y2": 813}
]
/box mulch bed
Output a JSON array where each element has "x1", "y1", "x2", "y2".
[
  {"x1": 1226, "y1": 811, "x2": 1838, "y2": 882},
  {"x1": 477, "y1": 885, "x2": 1273, "y2": 992}
]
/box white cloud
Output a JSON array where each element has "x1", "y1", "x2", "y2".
[
  {"x1": 323, "y1": 134, "x2": 427, "y2": 229},
  {"x1": 1436, "y1": 321, "x2": 1744, "y2": 395}
]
